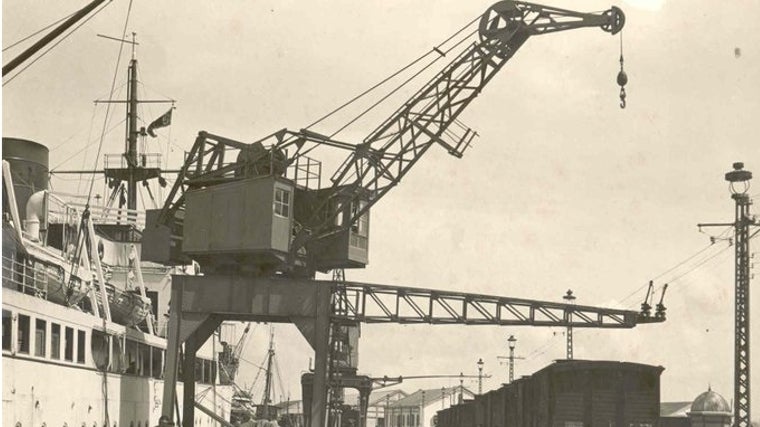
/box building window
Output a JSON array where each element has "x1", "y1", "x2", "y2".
[
  {"x1": 35, "y1": 319, "x2": 46, "y2": 357},
  {"x1": 2, "y1": 310, "x2": 11, "y2": 351},
  {"x1": 51, "y1": 323, "x2": 61, "y2": 359},
  {"x1": 17, "y1": 314, "x2": 30, "y2": 354},
  {"x1": 77, "y1": 330, "x2": 86, "y2": 364},
  {"x1": 64, "y1": 326, "x2": 74, "y2": 361},
  {"x1": 273, "y1": 187, "x2": 291, "y2": 218}
]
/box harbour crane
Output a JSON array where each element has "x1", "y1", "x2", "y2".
[
  {"x1": 146, "y1": 2, "x2": 667, "y2": 427},
  {"x1": 219, "y1": 322, "x2": 254, "y2": 384}
]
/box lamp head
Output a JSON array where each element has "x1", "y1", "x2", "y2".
[{"x1": 725, "y1": 162, "x2": 752, "y2": 195}]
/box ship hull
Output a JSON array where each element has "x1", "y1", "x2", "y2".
[{"x1": 2, "y1": 289, "x2": 233, "y2": 426}]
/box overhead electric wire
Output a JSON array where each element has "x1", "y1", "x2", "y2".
[
  {"x1": 616, "y1": 237, "x2": 729, "y2": 307},
  {"x1": 521, "y1": 237, "x2": 737, "y2": 364},
  {"x1": 3, "y1": 1, "x2": 114, "y2": 86},
  {"x1": 655, "y1": 242, "x2": 733, "y2": 290}
]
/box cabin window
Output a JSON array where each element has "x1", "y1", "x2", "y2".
[
  {"x1": 51, "y1": 323, "x2": 61, "y2": 359},
  {"x1": 350, "y1": 201, "x2": 368, "y2": 236},
  {"x1": 334, "y1": 202, "x2": 344, "y2": 227},
  {"x1": 2, "y1": 310, "x2": 11, "y2": 351},
  {"x1": 195, "y1": 358, "x2": 204, "y2": 383},
  {"x1": 34, "y1": 319, "x2": 46, "y2": 357},
  {"x1": 205, "y1": 359, "x2": 215, "y2": 384},
  {"x1": 111, "y1": 336, "x2": 125, "y2": 373},
  {"x1": 17, "y1": 314, "x2": 30, "y2": 354},
  {"x1": 151, "y1": 346, "x2": 163, "y2": 379},
  {"x1": 64, "y1": 327, "x2": 74, "y2": 361},
  {"x1": 139, "y1": 343, "x2": 151, "y2": 376},
  {"x1": 91, "y1": 330, "x2": 109, "y2": 370},
  {"x1": 125, "y1": 339, "x2": 139, "y2": 374},
  {"x1": 349, "y1": 200, "x2": 369, "y2": 249},
  {"x1": 273, "y1": 187, "x2": 291, "y2": 218},
  {"x1": 77, "y1": 330, "x2": 86, "y2": 364}
]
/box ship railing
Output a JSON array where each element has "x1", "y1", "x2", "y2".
[
  {"x1": 104, "y1": 153, "x2": 162, "y2": 170},
  {"x1": 286, "y1": 153, "x2": 322, "y2": 190},
  {"x1": 47, "y1": 192, "x2": 146, "y2": 229},
  {"x1": 2, "y1": 253, "x2": 48, "y2": 299}
]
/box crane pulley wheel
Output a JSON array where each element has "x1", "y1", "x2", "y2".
[
  {"x1": 602, "y1": 6, "x2": 626, "y2": 35},
  {"x1": 479, "y1": 1, "x2": 523, "y2": 45}
]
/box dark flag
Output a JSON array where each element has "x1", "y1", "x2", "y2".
[{"x1": 147, "y1": 108, "x2": 173, "y2": 137}]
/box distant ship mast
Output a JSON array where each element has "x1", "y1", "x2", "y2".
[{"x1": 261, "y1": 328, "x2": 276, "y2": 419}]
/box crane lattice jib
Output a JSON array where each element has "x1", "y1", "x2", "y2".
[{"x1": 321, "y1": 1, "x2": 624, "y2": 238}]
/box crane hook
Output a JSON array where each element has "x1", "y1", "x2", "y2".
[
  {"x1": 617, "y1": 32, "x2": 627, "y2": 109},
  {"x1": 618, "y1": 80, "x2": 627, "y2": 109},
  {"x1": 617, "y1": 58, "x2": 627, "y2": 109}
]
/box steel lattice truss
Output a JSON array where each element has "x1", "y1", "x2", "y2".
[
  {"x1": 330, "y1": 281, "x2": 662, "y2": 328},
  {"x1": 734, "y1": 196, "x2": 752, "y2": 427},
  {"x1": 321, "y1": 1, "x2": 623, "y2": 240}
]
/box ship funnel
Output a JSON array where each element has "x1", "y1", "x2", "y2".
[{"x1": 2, "y1": 137, "x2": 49, "y2": 221}]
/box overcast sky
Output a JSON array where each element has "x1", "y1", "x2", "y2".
[{"x1": 3, "y1": 0, "x2": 759, "y2": 416}]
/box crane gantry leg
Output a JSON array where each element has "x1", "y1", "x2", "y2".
[{"x1": 159, "y1": 275, "x2": 333, "y2": 427}]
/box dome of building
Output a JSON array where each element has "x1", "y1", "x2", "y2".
[{"x1": 690, "y1": 387, "x2": 731, "y2": 413}]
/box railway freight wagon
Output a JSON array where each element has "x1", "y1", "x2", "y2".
[{"x1": 436, "y1": 360, "x2": 663, "y2": 427}]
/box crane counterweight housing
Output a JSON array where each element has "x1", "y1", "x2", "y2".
[{"x1": 142, "y1": 1, "x2": 625, "y2": 277}]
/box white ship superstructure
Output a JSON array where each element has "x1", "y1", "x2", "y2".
[
  {"x1": 2, "y1": 136, "x2": 234, "y2": 427},
  {"x1": 2, "y1": 34, "x2": 236, "y2": 424}
]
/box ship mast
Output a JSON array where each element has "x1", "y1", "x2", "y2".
[
  {"x1": 94, "y1": 32, "x2": 173, "y2": 225},
  {"x1": 262, "y1": 329, "x2": 275, "y2": 419},
  {"x1": 126, "y1": 33, "x2": 139, "y2": 210}
]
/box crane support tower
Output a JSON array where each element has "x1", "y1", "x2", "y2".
[{"x1": 147, "y1": 3, "x2": 656, "y2": 427}]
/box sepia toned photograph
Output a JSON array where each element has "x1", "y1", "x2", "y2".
[{"x1": 2, "y1": 1, "x2": 758, "y2": 426}]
